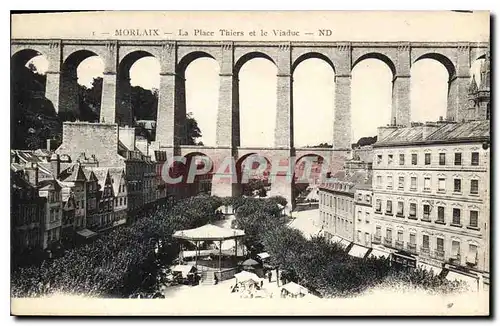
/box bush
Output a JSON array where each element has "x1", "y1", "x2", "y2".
[{"x1": 11, "y1": 196, "x2": 222, "y2": 298}]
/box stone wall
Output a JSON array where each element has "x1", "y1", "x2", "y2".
[{"x1": 56, "y1": 122, "x2": 122, "y2": 167}]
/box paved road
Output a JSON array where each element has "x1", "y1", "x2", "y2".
[{"x1": 288, "y1": 208, "x2": 322, "y2": 239}]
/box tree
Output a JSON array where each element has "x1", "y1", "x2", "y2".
[{"x1": 185, "y1": 112, "x2": 203, "y2": 145}]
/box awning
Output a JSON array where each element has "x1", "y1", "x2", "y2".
[
  {"x1": 257, "y1": 252, "x2": 270, "y2": 260},
  {"x1": 234, "y1": 271, "x2": 262, "y2": 284},
  {"x1": 446, "y1": 270, "x2": 479, "y2": 292},
  {"x1": 370, "y1": 247, "x2": 391, "y2": 259},
  {"x1": 77, "y1": 229, "x2": 98, "y2": 239},
  {"x1": 173, "y1": 224, "x2": 245, "y2": 241},
  {"x1": 331, "y1": 235, "x2": 343, "y2": 243},
  {"x1": 348, "y1": 244, "x2": 369, "y2": 258},
  {"x1": 282, "y1": 282, "x2": 309, "y2": 296},
  {"x1": 339, "y1": 239, "x2": 351, "y2": 248},
  {"x1": 171, "y1": 265, "x2": 196, "y2": 278},
  {"x1": 417, "y1": 263, "x2": 442, "y2": 277}
]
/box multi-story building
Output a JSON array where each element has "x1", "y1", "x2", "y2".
[
  {"x1": 88, "y1": 168, "x2": 115, "y2": 232},
  {"x1": 59, "y1": 163, "x2": 88, "y2": 230},
  {"x1": 37, "y1": 179, "x2": 63, "y2": 253},
  {"x1": 109, "y1": 167, "x2": 128, "y2": 228},
  {"x1": 373, "y1": 119, "x2": 490, "y2": 286},
  {"x1": 83, "y1": 167, "x2": 100, "y2": 232},
  {"x1": 155, "y1": 150, "x2": 168, "y2": 203},
  {"x1": 318, "y1": 168, "x2": 372, "y2": 248},
  {"x1": 60, "y1": 185, "x2": 76, "y2": 246},
  {"x1": 11, "y1": 165, "x2": 45, "y2": 258},
  {"x1": 354, "y1": 185, "x2": 373, "y2": 248}
]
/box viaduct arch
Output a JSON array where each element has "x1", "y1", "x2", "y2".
[{"x1": 11, "y1": 39, "x2": 489, "y2": 209}]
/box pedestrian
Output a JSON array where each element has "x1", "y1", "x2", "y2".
[{"x1": 267, "y1": 271, "x2": 272, "y2": 283}]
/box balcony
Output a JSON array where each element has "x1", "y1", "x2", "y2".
[
  {"x1": 449, "y1": 254, "x2": 461, "y2": 265},
  {"x1": 373, "y1": 235, "x2": 381, "y2": 244},
  {"x1": 434, "y1": 250, "x2": 445, "y2": 260},
  {"x1": 384, "y1": 237, "x2": 393, "y2": 247},
  {"x1": 407, "y1": 243, "x2": 417, "y2": 254},
  {"x1": 395, "y1": 240, "x2": 404, "y2": 250},
  {"x1": 420, "y1": 246, "x2": 430, "y2": 256}
]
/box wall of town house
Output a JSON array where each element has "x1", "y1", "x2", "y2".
[
  {"x1": 372, "y1": 142, "x2": 489, "y2": 271},
  {"x1": 319, "y1": 190, "x2": 355, "y2": 242}
]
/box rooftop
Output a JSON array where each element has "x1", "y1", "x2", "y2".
[{"x1": 375, "y1": 120, "x2": 490, "y2": 147}]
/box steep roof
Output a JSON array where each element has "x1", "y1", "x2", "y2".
[
  {"x1": 319, "y1": 169, "x2": 372, "y2": 193},
  {"x1": 375, "y1": 121, "x2": 490, "y2": 147},
  {"x1": 425, "y1": 120, "x2": 490, "y2": 141},
  {"x1": 108, "y1": 167, "x2": 125, "y2": 194},
  {"x1": 60, "y1": 164, "x2": 87, "y2": 182},
  {"x1": 38, "y1": 179, "x2": 62, "y2": 191},
  {"x1": 87, "y1": 167, "x2": 111, "y2": 192}
]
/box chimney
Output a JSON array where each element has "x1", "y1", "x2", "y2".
[
  {"x1": 46, "y1": 139, "x2": 51, "y2": 151},
  {"x1": 422, "y1": 122, "x2": 439, "y2": 140},
  {"x1": 49, "y1": 153, "x2": 60, "y2": 177},
  {"x1": 24, "y1": 163, "x2": 39, "y2": 186}
]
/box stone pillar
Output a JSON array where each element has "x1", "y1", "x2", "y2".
[
  {"x1": 45, "y1": 41, "x2": 62, "y2": 113},
  {"x1": 448, "y1": 44, "x2": 471, "y2": 122},
  {"x1": 58, "y1": 70, "x2": 78, "y2": 118},
  {"x1": 269, "y1": 174, "x2": 294, "y2": 214},
  {"x1": 116, "y1": 73, "x2": 133, "y2": 126},
  {"x1": 156, "y1": 42, "x2": 178, "y2": 148},
  {"x1": 101, "y1": 73, "x2": 117, "y2": 123},
  {"x1": 216, "y1": 43, "x2": 238, "y2": 148},
  {"x1": 392, "y1": 43, "x2": 411, "y2": 126},
  {"x1": 275, "y1": 43, "x2": 293, "y2": 148},
  {"x1": 100, "y1": 42, "x2": 118, "y2": 124},
  {"x1": 269, "y1": 151, "x2": 294, "y2": 213},
  {"x1": 334, "y1": 75, "x2": 351, "y2": 149},
  {"x1": 333, "y1": 44, "x2": 352, "y2": 150}
]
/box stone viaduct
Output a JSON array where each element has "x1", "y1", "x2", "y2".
[{"x1": 11, "y1": 38, "x2": 489, "y2": 208}]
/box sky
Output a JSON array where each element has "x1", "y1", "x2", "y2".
[
  {"x1": 21, "y1": 11, "x2": 487, "y2": 147},
  {"x1": 28, "y1": 55, "x2": 485, "y2": 147}
]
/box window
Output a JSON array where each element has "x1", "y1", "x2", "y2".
[
  {"x1": 424, "y1": 177, "x2": 431, "y2": 191},
  {"x1": 409, "y1": 203, "x2": 417, "y2": 218},
  {"x1": 375, "y1": 226, "x2": 381, "y2": 237},
  {"x1": 451, "y1": 241, "x2": 460, "y2": 258},
  {"x1": 398, "y1": 176, "x2": 404, "y2": 190},
  {"x1": 386, "y1": 200, "x2": 393, "y2": 215},
  {"x1": 365, "y1": 194, "x2": 371, "y2": 203},
  {"x1": 376, "y1": 176, "x2": 382, "y2": 188},
  {"x1": 365, "y1": 212, "x2": 370, "y2": 223},
  {"x1": 454, "y1": 179, "x2": 461, "y2": 192},
  {"x1": 411, "y1": 154, "x2": 417, "y2": 165},
  {"x1": 357, "y1": 231, "x2": 361, "y2": 242},
  {"x1": 364, "y1": 232, "x2": 370, "y2": 245},
  {"x1": 452, "y1": 208, "x2": 461, "y2": 225},
  {"x1": 397, "y1": 230, "x2": 403, "y2": 242},
  {"x1": 469, "y1": 210, "x2": 478, "y2": 228},
  {"x1": 439, "y1": 153, "x2": 446, "y2": 165},
  {"x1": 375, "y1": 199, "x2": 382, "y2": 213},
  {"x1": 377, "y1": 155, "x2": 382, "y2": 165},
  {"x1": 388, "y1": 154, "x2": 393, "y2": 165},
  {"x1": 422, "y1": 234, "x2": 429, "y2": 249},
  {"x1": 399, "y1": 154, "x2": 405, "y2": 165},
  {"x1": 409, "y1": 233, "x2": 416, "y2": 245},
  {"x1": 454, "y1": 153, "x2": 462, "y2": 166},
  {"x1": 397, "y1": 201, "x2": 404, "y2": 216},
  {"x1": 410, "y1": 177, "x2": 417, "y2": 190},
  {"x1": 438, "y1": 178, "x2": 446, "y2": 192},
  {"x1": 471, "y1": 152, "x2": 479, "y2": 166},
  {"x1": 468, "y1": 244, "x2": 478, "y2": 264},
  {"x1": 386, "y1": 228, "x2": 392, "y2": 240},
  {"x1": 437, "y1": 206, "x2": 445, "y2": 223},
  {"x1": 357, "y1": 194, "x2": 363, "y2": 201},
  {"x1": 387, "y1": 176, "x2": 393, "y2": 189},
  {"x1": 423, "y1": 204, "x2": 430, "y2": 220},
  {"x1": 357, "y1": 210, "x2": 362, "y2": 221},
  {"x1": 470, "y1": 180, "x2": 479, "y2": 194},
  {"x1": 437, "y1": 238, "x2": 444, "y2": 252},
  {"x1": 425, "y1": 153, "x2": 431, "y2": 165}
]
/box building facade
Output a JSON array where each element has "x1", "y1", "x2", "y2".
[
  {"x1": 109, "y1": 168, "x2": 128, "y2": 227},
  {"x1": 38, "y1": 179, "x2": 63, "y2": 251},
  {"x1": 372, "y1": 120, "x2": 490, "y2": 277}
]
